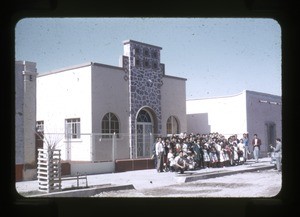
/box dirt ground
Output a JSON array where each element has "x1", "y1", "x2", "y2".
[{"x1": 92, "y1": 169, "x2": 282, "y2": 198}]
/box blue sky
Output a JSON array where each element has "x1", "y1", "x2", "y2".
[{"x1": 15, "y1": 18, "x2": 281, "y2": 100}]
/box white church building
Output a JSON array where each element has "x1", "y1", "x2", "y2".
[
  {"x1": 15, "y1": 40, "x2": 281, "y2": 180},
  {"x1": 35, "y1": 40, "x2": 187, "y2": 175}
]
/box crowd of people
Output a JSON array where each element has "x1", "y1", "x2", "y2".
[{"x1": 152, "y1": 132, "x2": 275, "y2": 174}]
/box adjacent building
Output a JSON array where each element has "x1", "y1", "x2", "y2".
[
  {"x1": 15, "y1": 61, "x2": 38, "y2": 181},
  {"x1": 186, "y1": 90, "x2": 282, "y2": 157}
]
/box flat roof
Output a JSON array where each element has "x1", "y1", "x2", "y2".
[
  {"x1": 164, "y1": 74, "x2": 187, "y2": 81},
  {"x1": 187, "y1": 90, "x2": 281, "y2": 101},
  {"x1": 38, "y1": 62, "x2": 123, "y2": 77},
  {"x1": 38, "y1": 61, "x2": 187, "y2": 82},
  {"x1": 123, "y1": 39, "x2": 162, "y2": 50}
]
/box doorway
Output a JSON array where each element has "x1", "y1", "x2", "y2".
[
  {"x1": 136, "y1": 109, "x2": 154, "y2": 158},
  {"x1": 266, "y1": 122, "x2": 276, "y2": 151}
]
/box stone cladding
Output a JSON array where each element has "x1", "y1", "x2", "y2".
[{"x1": 122, "y1": 40, "x2": 165, "y2": 157}]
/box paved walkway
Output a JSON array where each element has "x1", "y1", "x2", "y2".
[{"x1": 16, "y1": 157, "x2": 276, "y2": 197}]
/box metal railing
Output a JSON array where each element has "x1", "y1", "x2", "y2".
[{"x1": 39, "y1": 132, "x2": 161, "y2": 162}]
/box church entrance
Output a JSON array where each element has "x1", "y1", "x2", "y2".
[{"x1": 136, "y1": 109, "x2": 154, "y2": 158}]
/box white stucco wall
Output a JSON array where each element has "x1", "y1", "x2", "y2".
[
  {"x1": 161, "y1": 75, "x2": 187, "y2": 135},
  {"x1": 15, "y1": 61, "x2": 37, "y2": 166},
  {"x1": 91, "y1": 63, "x2": 130, "y2": 161},
  {"x1": 15, "y1": 61, "x2": 38, "y2": 180},
  {"x1": 23, "y1": 62, "x2": 38, "y2": 167},
  {"x1": 186, "y1": 91, "x2": 247, "y2": 138},
  {"x1": 37, "y1": 64, "x2": 92, "y2": 161},
  {"x1": 15, "y1": 61, "x2": 25, "y2": 165}
]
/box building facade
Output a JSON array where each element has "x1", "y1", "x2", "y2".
[
  {"x1": 16, "y1": 40, "x2": 282, "y2": 179},
  {"x1": 15, "y1": 61, "x2": 38, "y2": 181},
  {"x1": 186, "y1": 90, "x2": 282, "y2": 157},
  {"x1": 36, "y1": 40, "x2": 187, "y2": 166}
]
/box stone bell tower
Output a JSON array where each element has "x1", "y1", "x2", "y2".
[{"x1": 120, "y1": 40, "x2": 165, "y2": 158}]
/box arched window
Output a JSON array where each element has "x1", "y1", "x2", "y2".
[
  {"x1": 167, "y1": 116, "x2": 179, "y2": 135},
  {"x1": 137, "y1": 110, "x2": 152, "y2": 123},
  {"x1": 102, "y1": 113, "x2": 119, "y2": 138}
]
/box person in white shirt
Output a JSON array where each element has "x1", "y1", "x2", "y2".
[
  {"x1": 155, "y1": 137, "x2": 164, "y2": 172},
  {"x1": 166, "y1": 149, "x2": 175, "y2": 172}
]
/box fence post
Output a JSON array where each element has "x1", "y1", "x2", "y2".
[
  {"x1": 90, "y1": 133, "x2": 94, "y2": 162},
  {"x1": 112, "y1": 133, "x2": 116, "y2": 171}
]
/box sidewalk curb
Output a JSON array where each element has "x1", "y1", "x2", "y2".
[
  {"x1": 181, "y1": 165, "x2": 274, "y2": 183},
  {"x1": 31, "y1": 184, "x2": 135, "y2": 197}
]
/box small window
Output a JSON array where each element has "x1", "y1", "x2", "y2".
[
  {"x1": 36, "y1": 120, "x2": 44, "y2": 133},
  {"x1": 65, "y1": 118, "x2": 81, "y2": 139},
  {"x1": 167, "y1": 116, "x2": 179, "y2": 134},
  {"x1": 152, "y1": 61, "x2": 158, "y2": 69},
  {"x1": 143, "y1": 59, "x2": 150, "y2": 68},
  {"x1": 101, "y1": 113, "x2": 119, "y2": 138},
  {"x1": 134, "y1": 48, "x2": 140, "y2": 55},
  {"x1": 144, "y1": 48, "x2": 150, "y2": 57},
  {"x1": 152, "y1": 50, "x2": 158, "y2": 59},
  {"x1": 135, "y1": 58, "x2": 141, "y2": 67}
]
